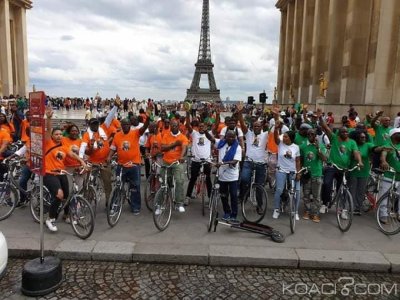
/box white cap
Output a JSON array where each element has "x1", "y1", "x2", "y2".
[{"x1": 389, "y1": 128, "x2": 400, "y2": 137}]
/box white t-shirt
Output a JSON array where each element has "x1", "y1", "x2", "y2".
[
  {"x1": 191, "y1": 130, "x2": 212, "y2": 161},
  {"x1": 132, "y1": 123, "x2": 147, "y2": 146},
  {"x1": 245, "y1": 130, "x2": 268, "y2": 162},
  {"x1": 277, "y1": 142, "x2": 300, "y2": 172},
  {"x1": 216, "y1": 139, "x2": 242, "y2": 182},
  {"x1": 220, "y1": 126, "x2": 243, "y2": 138},
  {"x1": 394, "y1": 116, "x2": 400, "y2": 128}
]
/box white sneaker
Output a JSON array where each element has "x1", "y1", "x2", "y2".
[
  {"x1": 154, "y1": 206, "x2": 161, "y2": 216},
  {"x1": 178, "y1": 205, "x2": 185, "y2": 213},
  {"x1": 64, "y1": 218, "x2": 78, "y2": 225},
  {"x1": 272, "y1": 209, "x2": 280, "y2": 219},
  {"x1": 295, "y1": 213, "x2": 300, "y2": 221},
  {"x1": 320, "y1": 205, "x2": 327, "y2": 214},
  {"x1": 341, "y1": 209, "x2": 348, "y2": 220},
  {"x1": 45, "y1": 218, "x2": 58, "y2": 232}
]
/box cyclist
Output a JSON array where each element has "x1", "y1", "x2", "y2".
[
  {"x1": 0, "y1": 127, "x2": 11, "y2": 181},
  {"x1": 237, "y1": 105, "x2": 268, "y2": 209},
  {"x1": 272, "y1": 108, "x2": 301, "y2": 220},
  {"x1": 378, "y1": 128, "x2": 400, "y2": 223},
  {"x1": 44, "y1": 107, "x2": 87, "y2": 232},
  {"x1": 158, "y1": 119, "x2": 189, "y2": 213},
  {"x1": 107, "y1": 114, "x2": 150, "y2": 215},
  {"x1": 318, "y1": 108, "x2": 363, "y2": 214},
  {"x1": 300, "y1": 128, "x2": 327, "y2": 223},
  {"x1": 184, "y1": 111, "x2": 213, "y2": 206}
]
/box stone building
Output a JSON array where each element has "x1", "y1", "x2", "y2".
[
  {"x1": 276, "y1": 0, "x2": 400, "y2": 117},
  {"x1": 0, "y1": 0, "x2": 32, "y2": 98}
]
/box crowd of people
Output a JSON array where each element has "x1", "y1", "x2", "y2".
[{"x1": 0, "y1": 95, "x2": 399, "y2": 232}]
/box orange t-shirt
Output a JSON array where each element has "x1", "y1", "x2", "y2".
[
  {"x1": 111, "y1": 118, "x2": 121, "y2": 131},
  {"x1": 44, "y1": 139, "x2": 68, "y2": 174},
  {"x1": 62, "y1": 137, "x2": 82, "y2": 168},
  {"x1": 217, "y1": 123, "x2": 225, "y2": 135},
  {"x1": 267, "y1": 131, "x2": 278, "y2": 154},
  {"x1": 160, "y1": 132, "x2": 189, "y2": 164},
  {"x1": 111, "y1": 129, "x2": 141, "y2": 165},
  {"x1": 101, "y1": 123, "x2": 117, "y2": 139},
  {"x1": 145, "y1": 134, "x2": 162, "y2": 157},
  {"x1": 0, "y1": 129, "x2": 12, "y2": 160},
  {"x1": 21, "y1": 119, "x2": 30, "y2": 143},
  {"x1": 0, "y1": 123, "x2": 15, "y2": 136},
  {"x1": 82, "y1": 131, "x2": 110, "y2": 164}
]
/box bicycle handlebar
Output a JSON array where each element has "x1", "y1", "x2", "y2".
[
  {"x1": 331, "y1": 163, "x2": 360, "y2": 172},
  {"x1": 154, "y1": 160, "x2": 180, "y2": 169}
]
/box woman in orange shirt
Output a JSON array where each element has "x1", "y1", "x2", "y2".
[
  {"x1": 0, "y1": 113, "x2": 15, "y2": 138},
  {"x1": 43, "y1": 107, "x2": 86, "y2": 232}
]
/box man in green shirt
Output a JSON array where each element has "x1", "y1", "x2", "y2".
[
  {"x1": 318, "y1": 109, "x2": 363, "y2": 213},
  {"x1": 295, "y1": 123, "x2": 311, "y2": 147},
  {"x1": 300, "y1": 129, "x2": 327, "y2": 223},
  {"x1": 371, "y1": 111, "x2": 392, "y2": 168},
  {"x1": 379, "y1": 128, "x2": 400, "y2": 224}
]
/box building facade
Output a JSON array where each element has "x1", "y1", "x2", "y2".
[
  {"x1": 0, "y1": 0, "x2": 31, "y2": 98},
  {"x1": 276, "y1": 0, "x2": 400, "y2": 117}
]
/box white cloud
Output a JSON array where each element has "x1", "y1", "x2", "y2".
[{"x1": 27, "y1": 0, "x2": 280, "y2": 100}]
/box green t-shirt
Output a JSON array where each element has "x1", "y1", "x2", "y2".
[
  {"x1": 300, "y1": 142, "x2": 326, "y2": 177},
  {"x1": 294, "y1": 133, "x2": 308, "y2": 147},
  {"x1": 383, "y1": 141, "x2": 400, "y2": 180},
  {"x1": 350, "y1": 142, "x2": 374, "y2": 178},
  {"x1": 328, "y1": 134, "x2": 359, "y2": 169},
  {"x1": 374, "y1": 125, "x2": 392, "y2": 146}
]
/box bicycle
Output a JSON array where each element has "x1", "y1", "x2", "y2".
[
  {"x1": 152, "y1": 161, "x2": 179, "y2": 231},
  {"x1": 241, "y1": 157, "x2": 268, "y2": 223},
  {"x1": 265, "y1": 152, "x2": 277, "y2": 190},
  {"x1": 279, "y1": 167, "x2": 309, "y2": 234},
  {"x1": 144, "y1": 158, "x2": 161, "y2": 212},
  {"x1": 81, "y1": 162, "x2": 106, "y2": 216},
  {"x1": 0, "y1": 161, "x2": 19, "y2": 221},
  {"x1": 193, "y1": 158, "x2": 211, "y2": 216},
  {"x1": 329, "y1": 163, "x2": 360, "y2": 232},
  {"x1": 208, "y1": 162, "x2": 220, "y2": 232},
  {"x1": 363, "y1": 168, "x2": 384, "y2": 212},
  {"x1": 106, "y1": 161, "x2": 132, "y2": 227},
  {"x1": 375, "y1": 168, "x2": 400, "y2": 235},
  {"x1": 186, "y1": 148, "x2": 193, "y2": 180},
  {"x1": 30, "y1": 169, "x2": 95, "y2": 239}
]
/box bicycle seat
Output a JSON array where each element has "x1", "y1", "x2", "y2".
[{"x1": 372, "y1": 168, "x2": 385, "y2": 175}]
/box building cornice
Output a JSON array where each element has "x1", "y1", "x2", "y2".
[
  {"x1": 275, "y1": 0, "x2": 293, "y2": 11},
  {"x1": 10, "y1": 0, "x2": 33, "y2": 9}
]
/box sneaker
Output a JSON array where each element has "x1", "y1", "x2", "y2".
[
  {"x1": 295, "y1": 213, "x2": 300, "y2": 221},
  {"x1": 132, "y1": 209, "x2": 140, "y2": 215},
  {"x1": 178, "y1": 205, "x2": 185, "y2": 213},
  {"x1": 272, "y1": 209, "x2": 280, "y2": 219},
  {"x1": 380, "y1": 216, "x2": 388, "y2": 224},
  {"x1": 311, "y1": 215, "x2": 321, "y2": 223},
  {"x1": 354, "y1": 210, "x2": 361, "y2": 216},
  {"x1": 341, "y1": 209, "x2": 349, "y2": 220},
  {"x1": 65, "y1": 218, "x2": 78, "y2": 225},
  {"x1": 303, "y1": 211, "x2": 310, "y2": 220},
  {"x1": 229, "y1": 217, "x2": 240, "y2": 224},
  {"x1": 319, "y1": 205, "x2": 327, "y2": 214},
  {"x1": 184, "y1": 197, "x2": 190, "y2": 206},
  {"x1": 154, "y1": 206, "x2": 161, "y2": 216},
  {"x1": 45, "y1": 218, "x2": 58, "y2": 232},
  {"x1": 222, "y1": 213, "x2": 230, "y2": 221}
]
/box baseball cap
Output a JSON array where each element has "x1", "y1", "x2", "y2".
[{"x1": 300, "y1": 123, "x2": 313, "y2": 130}]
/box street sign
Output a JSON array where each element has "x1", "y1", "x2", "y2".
[{"x1": 29, "y1": 91, "x2": 46, "y2": 175}]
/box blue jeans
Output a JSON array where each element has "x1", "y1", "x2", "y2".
[
  {"x1": 118, "y1": 165, "x2": 141, "y2": 211},
  {"x1": 274, "y1": 171, "x2": 301, "y2": 211},
  {"x1": 240, "y1": 161, "x2": 266, "y2": 198},
  {"x1": 219, "y1": 181, "x2": 238, "y2": 218},
  {"x1": 19, "y1": 166, "x2": 32, "y2": 202}
]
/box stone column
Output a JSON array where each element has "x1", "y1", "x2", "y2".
[
  {"x1": 0, "y1": 0, "x2": 13, "y2": 97},
  {"x1": 298, "y1": 0, "x2": 315, "y2": 103},
  {"x1": 309, "y1": 0, "x2": 330, "y2": 103},
  {"x1": 290, "y1": 0, "x2": 304, "y2": 102},
  {"x1": 14, "y1": 6, "x2": 29, "y2": 97},
  {"x1": 325, "y1": 0, "x2": 348, "y2": 104},
  {"x1": 277, "y1": 9, "x2": 287, "y2": 103},
  {"x1": 340, "y1": 0, "x2": 373, "y2": 105},
  {"x1": 282, "y1": 2, "x2": 295, "y2": 104}
]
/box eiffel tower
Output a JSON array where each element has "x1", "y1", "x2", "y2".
[{"x1": 186, "y1": 0, "x2": 220, "y2": 102}]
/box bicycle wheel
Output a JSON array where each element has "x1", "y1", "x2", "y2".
[
  {"x1": 242, "y1": 184, "x2": 268, "y2": 223},
  {"x1": 208, "y1": 190, "x2": 218, "y2": 232},
  {"x1": 82, "y1": 185, "x2": 97, "y2": 217},
  {"x1": 200, "y1": 176, "x2": 207, "y2": 216},
  {"x1": 0, "y1": 184, "x2": 18, "y2": 221},
  {"x1": 69, "y1": 195, "x2": 95, "y2": 239},
  {"x1": 93, "y1": 176, "x2": 105, "y2": 204},
  {"x1": 144, "y1": 174, "x2": 158, "y2": 212},
  {"x1": 30, "y1": 185, "x2": 51, "y2": 223},
  {"x1": 153, "y1": 188, "x2": 172, "y2": 231},
  {"x1": 289, "y1": 192, "x2": 296, "y2": 234},
  {"x1": 336, "y1": 188, "x2": 353, "y2": 232},
  {"x1": 376, "y1": 192, "x2": 400, "y2": 235},
  {"x1": 107, "y1": 187, "x2": 123, "y2": 227}
]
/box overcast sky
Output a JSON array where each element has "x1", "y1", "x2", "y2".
[{"x1": 27, "y1": 0, "x2": 280, "y2": 101}]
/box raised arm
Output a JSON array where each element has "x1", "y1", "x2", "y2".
[
  {"x1": 185, "y1": 111, "x2": 193, "y2": 134},
  {"x1": 237, "y1": 104, "x2": 248, "y2": 135},
  {"x1": 139, "y1": 111, "x2": 151, "y2": 136},
  {"x1": 371, "y1": 111, "x2": 384, "y2": 129},
  {"x1": 45, "y1": 106, "x2": 53, "y2": 140},
  {"x1": 317, "y1": 108, "x2": 332, "y2": 140}
]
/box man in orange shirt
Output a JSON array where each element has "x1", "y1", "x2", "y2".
[
  {"x1": 107, "y1": 115, "x2": 150, "y2": 214},
  {"x1": 0, "y1": 128, "x2": 12, "y2": 181},
  {"x1": 158, "y1": 119, "x2": 189, "y2": 213}
]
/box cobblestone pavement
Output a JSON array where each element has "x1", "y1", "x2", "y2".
[{"x1": 1, "y1": 259, "x2": 400, "y2": 299}]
